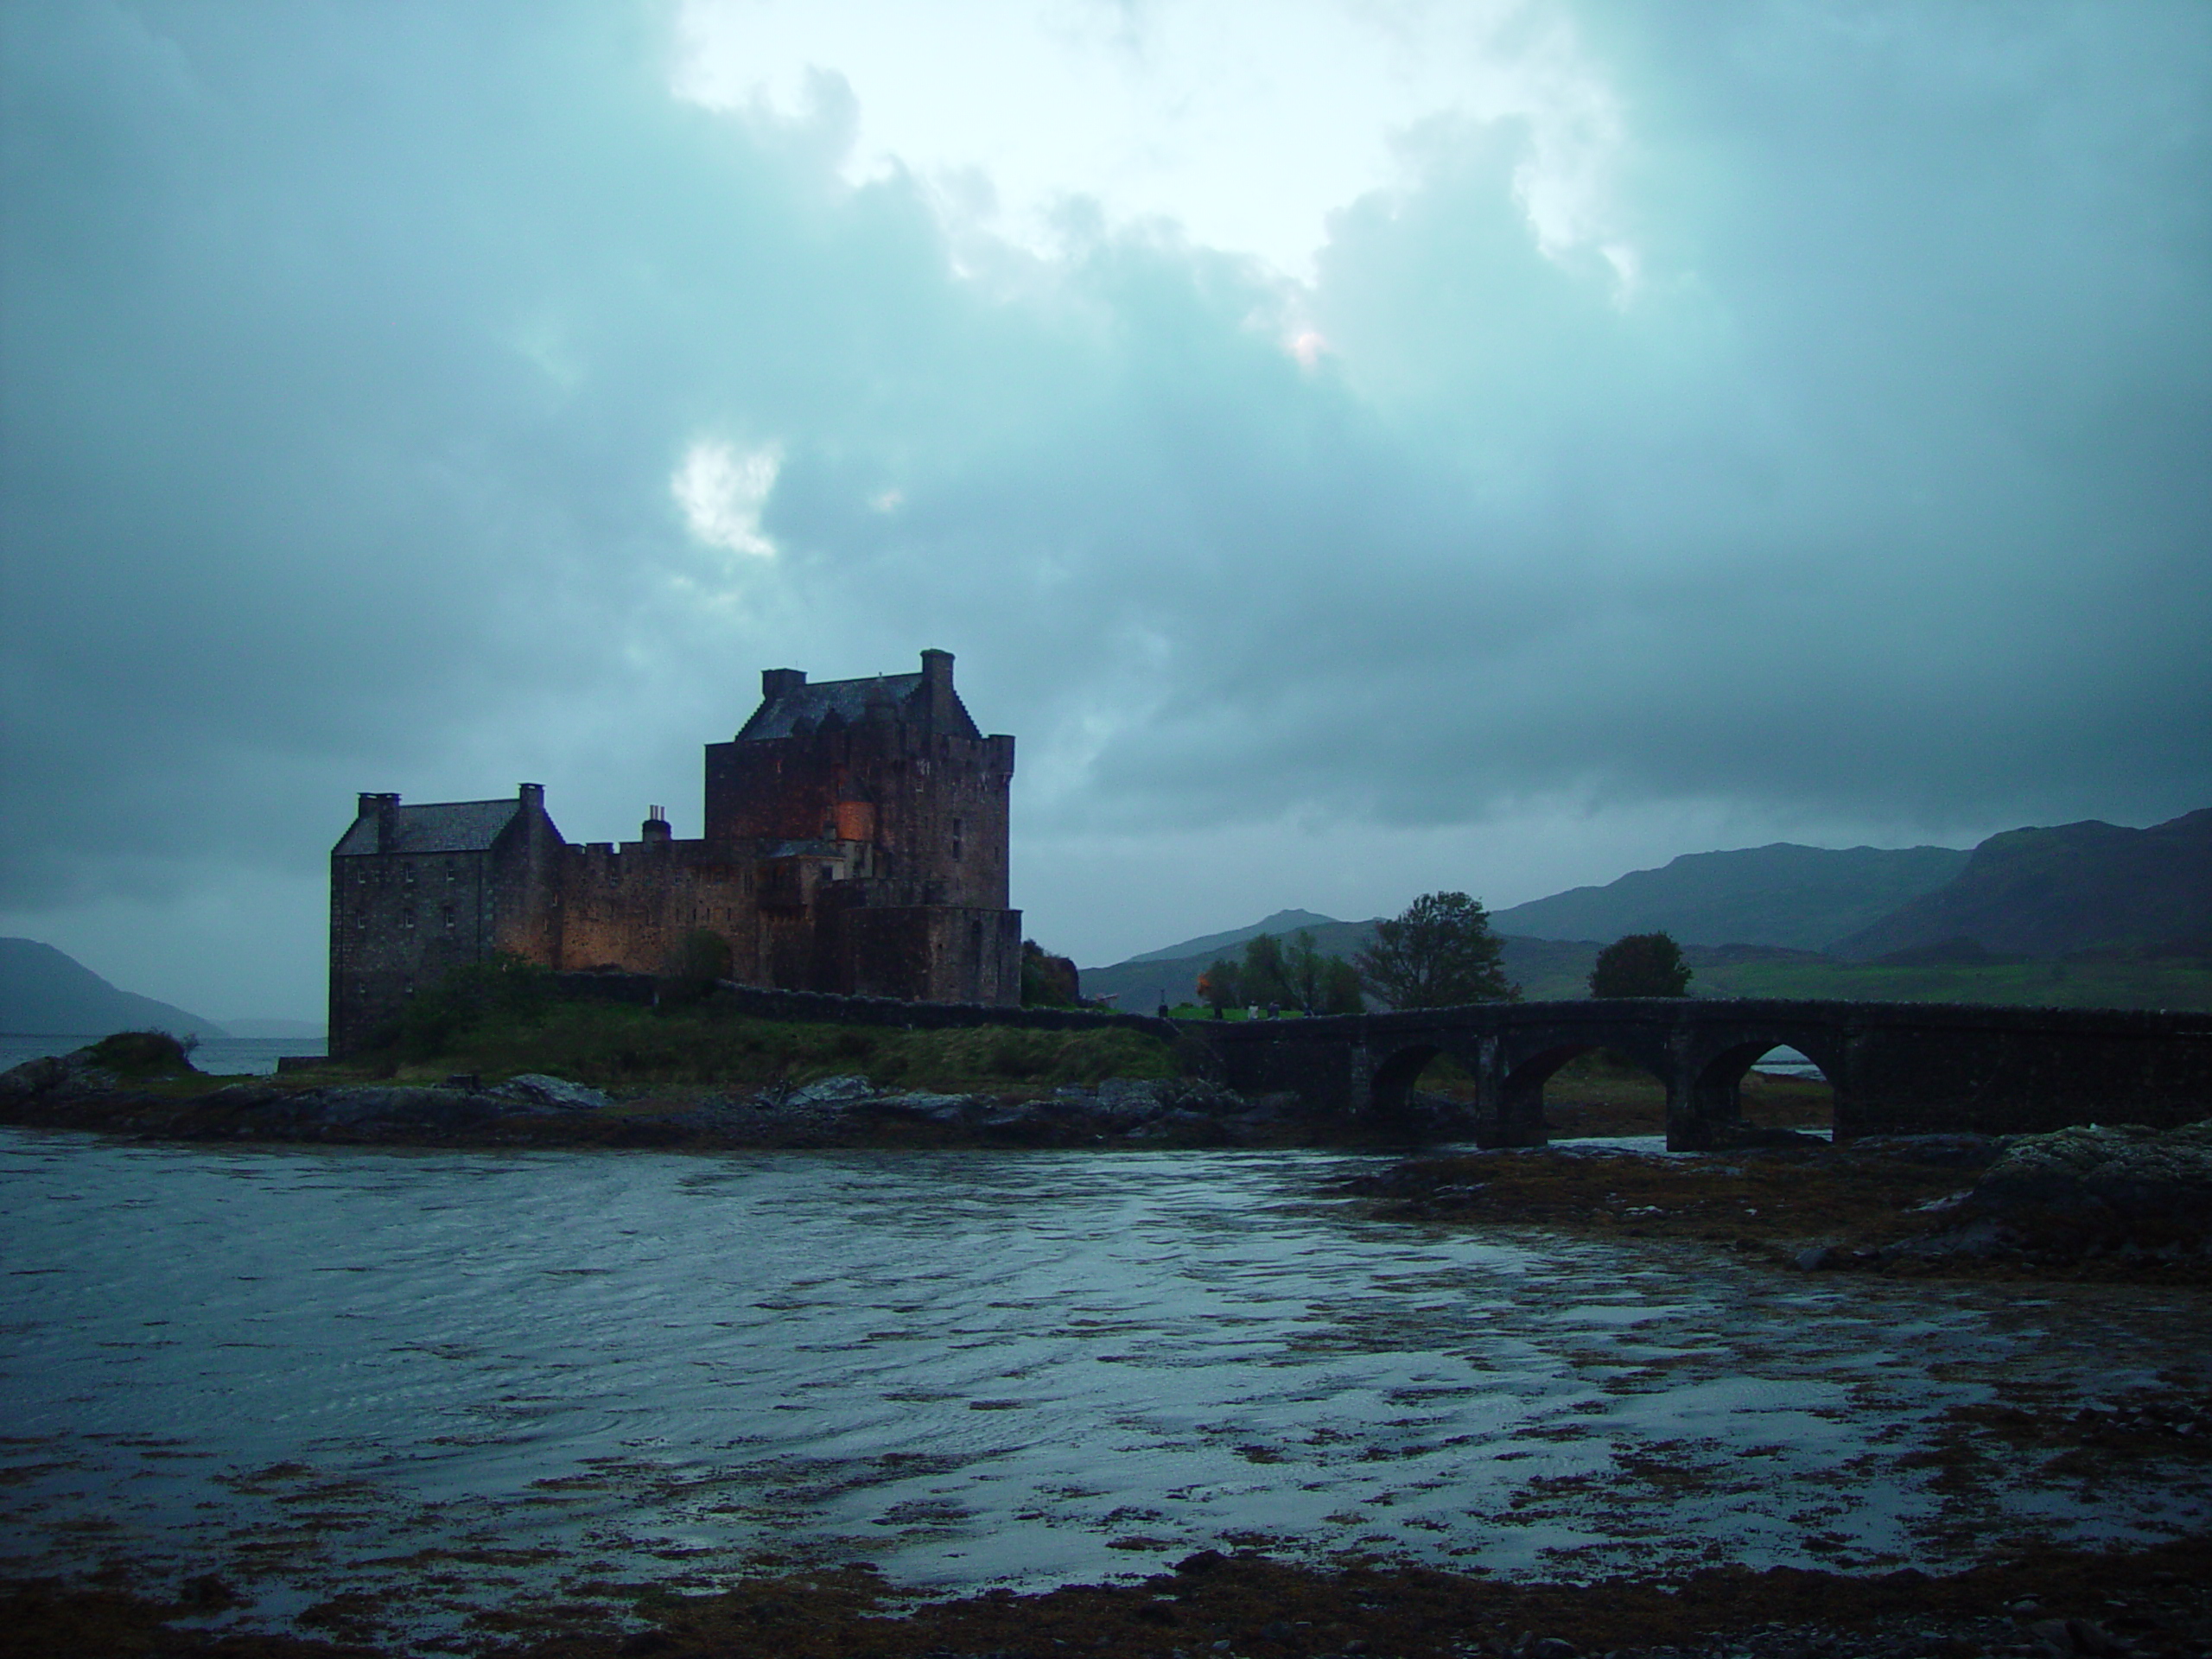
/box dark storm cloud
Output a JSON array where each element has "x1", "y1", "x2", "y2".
[{"x1": 3, "y1": 0, "x2": 2207, "y2": 950}]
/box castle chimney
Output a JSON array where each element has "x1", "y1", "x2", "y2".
[
  {"x1": 518, "y1": 783, "x2": 544, "y2": 813},
  {"x1": 762, "y1": 667, "x2": 807, "y2": 701},
  {"x1": 642, "y1": 804, "x2": 671, "y2": 843},
  {"x1": 359, "y1": 791, "x2": 400, "y2": 852},
  {"x1": 919, "y1": 649, "x2": 955, "y2": 726}
]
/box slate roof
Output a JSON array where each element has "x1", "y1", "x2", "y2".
[
  {"x1": 334, "y1": 798, "x2": 524, "y2": 857},
  {"x1": 736, "y1": 672, "x2": 978, "y2": 741}
]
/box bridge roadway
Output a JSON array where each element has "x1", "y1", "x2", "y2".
[{"x1": 1185, "y1": 998, "x2": 2212, "y2": 1150}]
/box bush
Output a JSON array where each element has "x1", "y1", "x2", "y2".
[
  {"x1": 86, "y1": 1030, "x2": 199, "y2": 1076},
  {"x1": 1020, "y1": 939, "x2": 1080, "y2": 1007},
  {"x1": 1588, "y1": 932, "x2": 1694, "y2": 998}
]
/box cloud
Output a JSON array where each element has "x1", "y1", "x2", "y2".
[
  {"x1": 1, "y1": 0, "x2": 2207, "y2": 1007},
  {"x1": 673, "y1": 440, "x2": 782, "y2": 558}
]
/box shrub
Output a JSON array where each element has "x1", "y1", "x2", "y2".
[{"x1": 1588, "y1": 933, "x2": 1694, "y2": 998}]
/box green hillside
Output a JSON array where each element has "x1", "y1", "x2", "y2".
[
  {"x1": 0, "y1": 938, "x2": 228, "y2": 1037},
  {"x1": 1489, "y1": 842, "x2": 1968, "y2": 950},
  {"x1": 1832, "y1": 808, "x2": 2212, "y2": 959},
  {"x1": 1694, "y1": 952, "x2": 2212, "y2": 1011}
]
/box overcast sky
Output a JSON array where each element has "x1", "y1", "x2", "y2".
[{"x1": 3, "y1": 0, "x2": 2208, "y2": 1021}]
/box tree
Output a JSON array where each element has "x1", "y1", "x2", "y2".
[
  {"x1": 1280, "y1": 928, "x2": 1364, "y2": 1015},
  {"x1": 1354, "y1": 892, "x2": 1518, "y2": 1009},
  {"x1": 1587, "y1": 932, "x2": 1693, "y2": 998},
  {"x1": 1240, "y1": 931, "x2": 1293, "y2": 1007},
  {"x1": 1281, "y1": 930, "x2": 1327, "y2": 1013},
  {"x1": 1197, "y1": 957, "x2": 1243, "y2": 1016},
  {"x1": 1020, "y1": 939, "x2": 1079, "y2": 1007},
  {"x1": 1320, "y1": 956, "x2": 1365, "y2": 1015}
]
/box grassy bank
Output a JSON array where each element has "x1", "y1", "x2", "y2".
[
  {"x1": 307, "y1": 969, "x2": 1189, "y2": 1097},
  {"x1": 1693, "y1": 954, "x2": 2212, "y2": 1009}
]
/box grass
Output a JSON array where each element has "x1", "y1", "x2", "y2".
[
  {"x1": 1693, "y1": 955, "x2": 2212, "y2": 1010},
  {"x1": 320, "y1": 992, "x2": 1188, "y2": 1096}
]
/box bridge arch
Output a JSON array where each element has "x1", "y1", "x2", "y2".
[
  {"x1": 1492, "y1": 1037, "x2": 1675, "y2": 1146},
  {"x1": 1676, "y1": 1028, "x2": 1848, "y2": 1147},
  {"x1": 1368, "y1": 1039, "x2": 1487, "y2": 1122}
]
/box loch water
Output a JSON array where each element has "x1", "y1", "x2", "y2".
[{"x1": 1, "y1": 1128, "x2": 2204, "y2": 1638}]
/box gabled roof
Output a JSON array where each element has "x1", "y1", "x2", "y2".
[
  {"x1": 737, "y1": 671, "x2": 980, "y2": 741},
  {"x1": 334, "y1": 798, "x2": 524, "y2": 857}
]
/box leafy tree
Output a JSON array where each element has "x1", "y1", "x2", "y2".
[
  {"x1": 1354, "y1": 891, "x2": 1519, "y2": 1009},
  {"x1": 1197, "y1": 957, "x2": 1243, "y2": 1015},
  {"x1": 1320, "y1": 956, "x2": 1365, "y2": 1014},
  {"x1": 1020, "y1": 939, "x2": 1079, "y2": 1007},
  {"x1": 1281, "y1": 930, "x2": 1327, "y2": 1014},
  {"x1": 1279, "y1": 928, "x2": 1365, "y2": 1014},
  {"x1": 1240, "y1": 931, "x2": 1293, "y2": 1007},
  {"x1": 1587, "y1": 931, "x2": 1694, "y2": 998}
]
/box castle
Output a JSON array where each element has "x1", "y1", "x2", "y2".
[{"x1": 328, "y1": 650, "x2": 1020, "y2": 1052}]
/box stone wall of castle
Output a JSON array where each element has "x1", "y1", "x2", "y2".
[{"x1": 329, "y1": 652, "x2": 1023, "y2": 1052}]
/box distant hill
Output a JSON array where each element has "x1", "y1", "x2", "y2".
[
  {"x1": 0, "y1": 938, "x2": 228, "y2": 1038},
  {"x1": 1108, "y1": 909, "x2": 1346, "y2": 968},
  {"x1": 1489, "y1": 843, "x2": 1969, "y2": 950},
  {"x1": 1082, "y1": 916, "x2": 1379, "y2": 1009},
  {"x1": 1080, "y1": 923, "x2": 1836, "y2": 1009},
  {"x1": 1831, "y1": 809, "x2": 2212, "y2": 960}
]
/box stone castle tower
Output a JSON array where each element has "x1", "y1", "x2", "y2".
[{"x1": 329, "y1": 650, "x2": 1020, "y2": 1052}]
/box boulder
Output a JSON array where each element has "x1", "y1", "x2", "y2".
[
  {"x1": 1892, "y1": 1118, "x2": 2212, "y2": 1268},
  {"x1": 784, "y1": 1075, "x2": 877, "y2": 1111},
  {"x1": 493, "y1": 1073, "x2": 613, "y2": 1114}
]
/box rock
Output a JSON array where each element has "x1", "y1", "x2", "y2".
[
  {"x1": 1793, "y1": 1245, "x2": 1833, "y2": 1272},
  {"x1": 1849, "y1": 1132, "x2": 2010, "y2": 1169},
  {"x1": 1096, "y1": 1077, "x2": 1166, "y2": 1110},
  {"x1": 1528, "y1": 1641, "x2": 1580, "y2": 1659},
  {"x1": 493, "y1": 1074, "x2": 613, "y2": 1114},
  {"x1": 1152, "y1": 1077, "x2": 1245, "y2": 1116},
  {"x1": 0, "y1": 1053, "x2": 73, "y2": 1103},
  {"x1": 785, "y1": 1075, "x2": 877, "y2": 1111},
  {"x1": 1895, "y1": 1118, "x2": 2212, "y2": 1268},
  {"x1": 1717, "y1": 1125, "x2": 1828, "y2": 1149},
  {"x1": 1128, "y1": 1109, "x2": 1230, "y2": 1144},
  {"x1": 226, "y1": 1086, "x2": 506, "y2": 1132},
  {"x1": 871, "y1": 1091, "x2": 981, "y2": 1125}
]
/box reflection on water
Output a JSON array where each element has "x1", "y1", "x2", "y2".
[{"x1": 0, "y1": 1128, "x2": 2203, "y2": 1639}]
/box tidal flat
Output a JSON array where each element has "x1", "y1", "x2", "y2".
[{"x1": 1, "y1": 1128, "x2": 2206, "y2": 1656}]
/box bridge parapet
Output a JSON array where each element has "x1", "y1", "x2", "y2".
[{"x1": 1185, "y1": 1000, "x2": 2212, "y2": 1150}]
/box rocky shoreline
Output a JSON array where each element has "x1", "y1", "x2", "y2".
[
  {"x1": 1355, "y1": 1120, "x2": 2212, "y2": 1284},
  {"x1": 8, "y1": 1039, "x2": 2209, "y2": 1284},
  {"x1": 0, "y1": 1040, "x2": 1356, "y2": 1152},
  {"x1": 7, "y1": 1532, "x2": 2211, "y2": 1657}
]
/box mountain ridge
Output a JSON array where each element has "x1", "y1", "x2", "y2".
[
  {"x1": 1488, "y1": 842, "x2": 1969, "y2": 951},
  {"x1": 0, "y1": 938, "x2": 228, "y2": 1038},
  {"x1": 1832, "y1": 809, "x2": 2212, "y2": 960}
]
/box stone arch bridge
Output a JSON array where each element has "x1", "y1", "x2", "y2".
[{"x1": 1185, "y1": 999, "x2": 2212, "y2": 1150}]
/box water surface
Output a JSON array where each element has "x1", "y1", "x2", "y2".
[{"x1": 1, "y1": 1128, "x2": 2202, "y2": 1637}]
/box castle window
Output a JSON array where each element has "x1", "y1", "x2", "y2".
[{"x1": 442, "y1": 903, "x2": 456, "y2": 931}]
